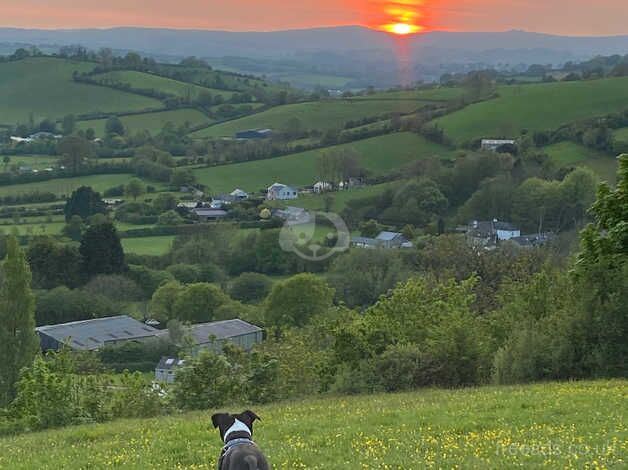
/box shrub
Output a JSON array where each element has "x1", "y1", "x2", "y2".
[{"x1": 229, "y1": 272, "x2": 272, "y2": 304}]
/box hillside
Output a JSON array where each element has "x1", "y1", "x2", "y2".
[
  {"x1": 0, "y1": 380, "x2": 624, "y2": 469},
  {"x1": 0, "y1": 57, "x2": 161, "y2": 125},
  {"x1": 192, "y1": 132, "x2": 453, "y2": 193},
  {"x1": 192, "y1": 100, "x2": 430, "y2": 138},
  {"x1": 543, "y1": 141, "x2": 619, "y2": 183},
  {"x1": 436, "y1": 77, "x2": 628, "y2": 143}
]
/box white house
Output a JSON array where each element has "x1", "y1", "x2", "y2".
[
  {"x1": 481, "y1": 139, "x2": 516, "y2": 152},
  {"x1": 266, "y1": 183, "x2": 298, "y2": 200},
  {"x1": 313, "y1": 181, "x2": 333, "y2": 193},
  {"x1": 230, "y1": 188, "x2": 249, "y2": 200},
  {"x1": 493, "y1": 220, "x2": 521, "y2": 240}
]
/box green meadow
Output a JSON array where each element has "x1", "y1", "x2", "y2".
[
  {"x1": 77, "y1": 108, "x2": 212, "y2": 136},
  {"x1": 613, "y1": 127, "x2": 628, "y2": 143},
  {"x1": 355, "y1": 87, "x2": 466, "y2": 102},
  {"x1": 92, "y1": 70, "x2": 235, "y2": 100},
  {"x1": 193, "y1": 132, "x2": 453, "y2": 193},
  {"x1": 192, "y1": 100, "x2": 429, "y2": 138},
  {"x1": 120, "y1": 236, "x2": 176, "y2": 256},
  {"x1": 0, "y1": 380, "x2": 624, "y2": 469},
  {"x1": 543, "y1": 141, "x2": 618, "y2": 183},
  {"x1": 290, "y1": 182, "x2": 395, "y2": 212},
  {"x1": 0, "y1": 58, "x2": 161, "y2": 124},
  {"x1": 0, "y1": 174, "x2": 139, "y2": 197},
  {"x1": 436, "y1": 77, "x2": 628, "y2": 143}
]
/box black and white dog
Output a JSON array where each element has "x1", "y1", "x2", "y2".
[{"x1": 211, "y1": 410, "x2": 270, "y2": 470}]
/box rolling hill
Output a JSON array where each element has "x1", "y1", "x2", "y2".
[
  {"x1": 90, "y1": 70, "x2": 236, "y2": 100},
  {"x1": 543, "y1": 141, "x2": 619, "y2": 183},
  {"x1": 435, "y1": 77, "x2": 628, "y2": 143},
  {"x1": 0, "y1": 380, "x2": 623, "y2": 469},
  {"x1": 76, "y1": 108, "x2": 213, "y2": 136},
  {"x1": 0, "y1": 57, "x2": 161, "y2": 125},
  {"x1": 193, "y1": 132, "x2": 454, "y2": 193},
  {"x1": 192, "y1": 100, "x2": 430, "y2": 138}
]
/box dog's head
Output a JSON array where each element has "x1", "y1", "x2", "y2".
[{"x1": 211, "y1": 410, "x2": 261, "y2": 442}]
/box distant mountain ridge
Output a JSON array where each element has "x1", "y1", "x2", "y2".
[
  {"x1": 3, "y1": 26, "x2": 628, "y2": 88},
  {"x1": 2, "y1": 26, "x2": 628, "y2": 59}
]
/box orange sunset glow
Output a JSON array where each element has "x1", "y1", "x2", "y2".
[{"x1": 372, "y1": 0, "x2": 425, "y2": 35}]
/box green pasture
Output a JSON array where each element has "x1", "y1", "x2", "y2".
[
  {"x1": 192, "y1": 100, "x2": 429, "y2": 138},
  {"x1": 76, "y1": 108, "x2": 212, "y2": 136},
  {"x1": 543, "y1": 141, "x2": 618, "y2": 183},
  {"x1": 121, "y1": 236, "x2": 175, "y2": 256},
  {"x1": 355, "y1": 87, "x2": 466, "y2": 102},
  {"x1": 435, "y1": 77, "x2": 628, "y2": 143},
  {"x1": 0, "y1": 174, "x2": 139, "y2": 197},
  {"x1": 193, "y1": 133, "x2": 453, "y2": 193},
  {"x1": 0, "y1": 57, "x2": 161, "y2": 124},
  {"x1": 91, "y1": 71, "x2": 234, "y2": 100},
  {"x1": 0, "y1": 380, "x2": 624, "y2": 469}
]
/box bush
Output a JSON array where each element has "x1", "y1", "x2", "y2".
[
  {"x1": 83, "y1": 274, "x2": 144, "y2": 302},
  {"x1": 166, "y1": 263, "x2": 202, "y2": 284},
  {"x1": 127, "y1": 264, "x2": 175, "y2": 298},
  {"x1": 229, "y1": 272, "x2": 272, "y2": 304}
]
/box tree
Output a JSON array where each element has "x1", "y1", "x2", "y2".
[
  {"x1": 152, "y1": 193, "x2": 177, "y2": 212},
  {"x1": 170, "y1": 169, "x2": 196, "y2": 187},
  {"x1": 158, "y1": 210, "x2": 184, "y2": 226},
  {"x1": 0, "y1": 237, "x2": 39, "y2": 405},
  {"x1": 264, "y1": 274, "x2": 334, "y2": 328},
  {"x1": 57, "y1": 135, "x2": 93, "y2": 174},
  {"x1": 151, "y1": 281, "x2": 184, "y2": 322},
  {"x1": 64, "y1": 186, "x2": 106, "y2": 222},
  {"x1": 62, "y1": 215, "x2": 85, "y2": 241},
  {"x1": 27, "y1": 238, "x2": 83, "y2": 289},
  {"x1": 572, "y1": 154, "x2": 628, "y2": 375},
  {"x1": 3, "y1": 155, "x2": 11, "y2": 172},
  {"x1": 171, "y1": 283, "x2": 230, "y2": 323},
  {"x1": 229, "y1": 273, "x2": 272, "y2": 304},
  {"x1": 125, "y1": 178, "x2": 146, "y2": 201},
  {"x1": 105, "y1": 116, "x2": 125, "y2": 136},
  {"x1": 79, "y1": 223, "x2": 126, "y2": 279},
  {"x1": 62, "y1": 114, "x2": 76, "y2": 135}
]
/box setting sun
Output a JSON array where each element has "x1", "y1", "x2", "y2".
[{"x1": 384, "y1": 22, "x2": 422, "y2": 35}]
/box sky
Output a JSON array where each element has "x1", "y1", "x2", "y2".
[{"x1": 1, "y1": 0, "x2": 627, "y2": 36}]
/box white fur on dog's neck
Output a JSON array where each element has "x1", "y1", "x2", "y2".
[{"x1": 224, "y1": 418, "x2": 251, "y2": 443}]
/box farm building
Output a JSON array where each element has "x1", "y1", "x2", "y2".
[
  {"x1": 36, "y1": 315, "x2": 159, "y2": 351},
  {"x1": 193, "y1": 208, "x2": 228, "y2": 221},
  {"x1": 230, "y1": 188, "x2": 249, "y2": 200},
  {"x1": 465, "y1": 219, "x2": 521, "y2": 247},
  {"x1": 351, "y1": 231, "x2": 412, "y2": 249},
  {"x1": 236, "y1": 129, "x2": 273, "y2": 139},
  {"x1": 155, "y1": 357, "x2": 186, "y2": 384},
  {"x1": 186, "y1": 319, "x2": 263, "y2": 352},
  {"x1": 481, "y1": 139, "x2": 516, "y2": 152},
  {"x1": 266, "y1": 182, "x2": 298, "y2": 200}
]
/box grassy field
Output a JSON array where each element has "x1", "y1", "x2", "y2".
[
  {"x1": 192, "y1": 100, "x2": 429, "y2": 138},
  {"x1": 355, "y1": 87, "x2": 466, "y2": 102},
  {"x1": 1, "y1": 155, "x2": 59, "y2": 170},
  {"x1": 91, "y1": 71, "x2": 234, "y2": 100},
  {"x1": 288, "y1": 183, "x2": 395, "y2": 212},
  {"x1": 193, "y1": 133, "x2": 453, "y2": 193},
  {"x1": 0, "y1": 174, "x2": 139, "y2": 197},
  {"x1": 435, "y1": 77, "x2": 628, "y2": 143},
  {"x1": 276, "y1": 73, "x2": 355, "y2": 89},
  {"x1": 77, "y1": 109, "x2": 212, "y2": 136},
  {"x1": 0, "y1": 380, "x2": 624, "y2": 469},
  {"x1": 0, "y1": 58, "x2": 161, "y2": 124},
  {"x1": 613, "y1": 127, "x2": 628, "y2": 143},
  {"x1": 543, "y1": 141, "x2": 618, "y2": 183},
  {"x1": 121, "y1": 236, "x2": 175, "y2": 256}
]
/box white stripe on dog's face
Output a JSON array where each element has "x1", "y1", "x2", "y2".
[{"x1": 224, "y1": 418, "x2": 252, "y2": 442}]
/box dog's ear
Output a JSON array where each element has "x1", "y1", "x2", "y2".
[
  {"x1": 242, "y1": 410, "x2": 261, "y2": 423},
  {"x1": 211, "y1": 413, "x2": 231, "y2": 429}
]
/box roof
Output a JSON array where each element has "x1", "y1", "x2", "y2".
[
  {"x1": 193, "y1": 208, "x2": 228, "y2": 217},
  {"x1": 481, "y1": 139, "x2": 515, "y2": 145},
  {"x1": 230, "y1": 188, "x2": 249, "y2": 197},
  {"x1": 376, "y1": 231, "x2": 404, "y2": 242},
  {"x1": 156, "y1": 357, "x2": 186, "y2": 371},
  {"x1": 351, "y1": 236, "x2": 379, "y2": 246},
  {"x1": 187, "y1": 319, "x2": 262, "y2": 345},
  {"x1": 36, "y1": 315, "x2": 158, "y2": 351},
  {"x1": 494, "y1": 221, "x2": 519, "y2": 231}
]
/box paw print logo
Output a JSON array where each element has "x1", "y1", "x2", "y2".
[{"x1": 279, "y1": 211, "x2": 350, "y2": 261}]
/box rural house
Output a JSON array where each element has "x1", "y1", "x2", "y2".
[
  {"x1": 266, "y1": 182, "x2": 298, "y2": 200},
  {"x1": 313, "y1": 181, "x2": 333, "y2": 193},
  {"x1": 465, "y1": 219, "x2": 521, "y2": 247},
  {"x1": 230, "y1": 188, "x2": 249, "y2": 200},
  {"x1": 36, "y1": 315, "x2": 159, "y2": 351}
]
